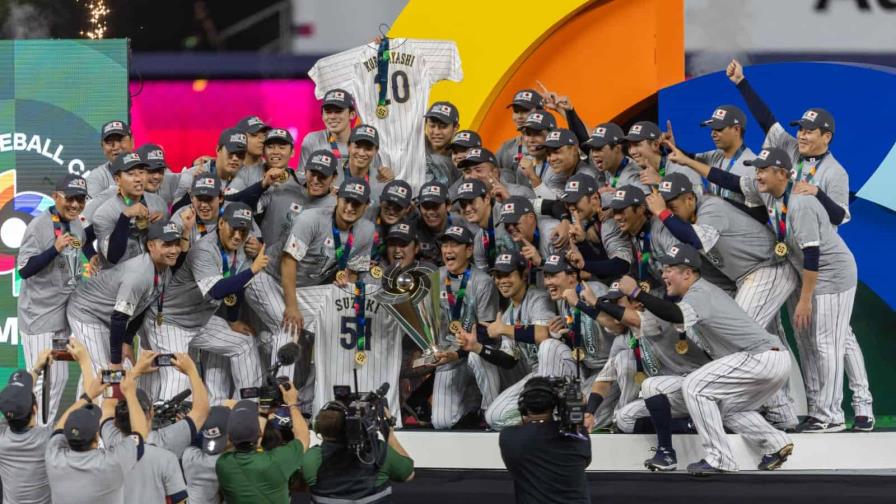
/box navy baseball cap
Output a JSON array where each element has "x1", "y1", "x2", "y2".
[
  {"x1": 201, "y1": 406, "x2": 231, "y2": 455},
  {"x1": 101, "y1": 120, "x2": 131, "y2": 140},
  {"x1": 191, "y1": 175, "x2": 223, "y2": 197},
  {"x1": 55, "y1": 174, "x2": 88, "y2": 197},
  {"x1": 658, "y1": 243, "x2": 702, "y2": 270},
  {"x1": 507, "y1": 89, "x2": 544, "y2": 110},
  {"x1": 64, "y1": 404, "x2": 102, "y2": 444},
  {"x1": 518, "y1": 110, "x2": 557, "y2": 132},
  {"x1": 381, "y1": 180, "x2": 413, "y2": 209},
  {"x1": 418, "y1": 180, "x2": 449, "y2": 205},
  {"x1": 450, "y1": 130, "x2": 482, "y2": 149},
  {"x1": 136, "y1": 144, "x2": 167, "y2": 171},
  {"x1": 743, "y1": 147, "x2": 792, "y2": 170},
  {"x1": 0, "y1": 370, "x2": 34, "y2": 421},
  {"x1": 218, "y1": 128, "x2": 248, "y2": 153},
  {"x1": 387, "y1": 221, "x2": 416, "y2": 244},
  {"x1": 602, "y1": 281, "x2": 626, "y2": 301},
  {"x1": 608, "y1": 185, "x2": 646, "y2": 210},
  {"x1": 491, "y1": 249, "x2": 527, "y2": 273},
  {"x1": 453, "y1": 179, "x2": 488, "y2": 202},
  {"x1": 623, "y1": 121, "x2": 661, "y2": 142},
  {"x1": 701, "y1": 105, "x2": 747, "y2": 130},
  {"x1": 305, "y1": 150, "x2": 339, "y2": 176},
  {"x1": 236, "y1": 115, "x2": 270, "y2": 134},
  {"x1": 560, "y1": 173, "x2": 598, "y2": 204},
  {"x1": 542, "y1": 253, "x2": 577, "y2": 274},
  {"x1": 584, "y1": 123, "x2": 625, "y2": 149},
  {"x1": 147, "y1": 220, "x2": 182, "y2": 242},
  {"x1": 500, "y1": 195, "x2": 535, "y2": 224},
  {"x1": 790, "y1": 108, "x2": 835, "y2": 134},
  {"x1": 110, "y1": 152, "x2": 147, "y2": 175},
  {"x1": 543, "y1": 128, "x2": 578, "y2": 149},
  {"x1": 337, "y1": 177, "x2": 371, "y2": 204},
  {"x1": 222, "y1": 202, "x2": 253, "y2": 230},
  {"x1": 264, "y1": 128, "x2": 294, "y2": 145},
  {"x1": 228, "y1": 400, "x2": 260, "y2": 445},
  {"x1": 658, "y1": 173, "x2": 695, "y2": 201},
  {"x1": 441, "y1": 225, "x2": 474, "y2": 245},
  {"x1": 424, "y1": 101, "x2": 459, "y2": 125},
  {"x1": 349, "y1": 124, "x2": 380, "y2": 147},
  {"x1": 458, "y1": 147, "x2": 498, "y2": 168},
  {"x1": 322, "y1": 88, "x2": 355, "y2": 110}
]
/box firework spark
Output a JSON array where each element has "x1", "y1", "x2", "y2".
[{"x1": 79, "y1": 0, "x2": 109, "y2": 39}]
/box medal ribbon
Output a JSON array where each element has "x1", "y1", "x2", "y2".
[
  {"x1": 609, "y1": 157, "x2": 629, "y2": 188},
  {"x1": 524, "y1": 227, "x2": 541, "y2": 285},
  {"x1": 375, "y1": 38, "x2": 391, "y2": 111},
  {"x1": 354, "y1": 280, "x2": 367, "y2": 352},
  {"x1": 371, "y1": 216, "x2": 385, "y2": 263},
  {"x1": 332, "y1": 215, "x2": 355, "y2": 270},
  {"x1": 636, "y1": 230, "x2": 652, "y2": 282},
  {"x1": 197, "y1": 221, "x2": 208, "y2": 237},
  {"x1": 713, "y1": 145, "x2": 746, "y2": 199},
  {"x1": 514, "y1": 140, "x2": 524, "y2": 163},
  {"x1": 49, "y1": 207, "x2": 71, "y2": 237},
  {"x1": 327, "y1": 132, "x2": 343, "y2": 160},
  {"x1": 483, "y1": 213, "x2": 496, "y2": 268},
  {"x1": 658, "y1": 155, "x2": 667, "y2": 177},
  {"x1": 154, "y1": 270, "x2": 165, "y2": 320},
  {"x1": 445, "y1": 268, "x2": 471, "y2": 324},
  {"x1": 343, "y1": 159, "x2": 370, "y2": 185},
  {"x1": 795, "y1": 152, "x2": 826, "y2": 183},
  {"x1": 771, "y1": 182, "x2": 793, "y2": 242},
  {"x1": 538, "y1": 159, "x2": 549, "y2": 179},
  {"x1": 219, "y1": 241, "x2": 238, "y2": 278},
  {"x1": 565, "y1": 284, "x2": 583, "y2": 347}
]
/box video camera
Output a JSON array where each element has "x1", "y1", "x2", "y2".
[
  {"x1": 240, "y1": 340, "x2": 304, "y2": 412},
  {"x1": 523, "y1": 376, "x2": 586, "y2": 437},
  {"x1": 331, "y1": 381, "x2": 395, "y2": 463},
  {"x1": 151, "y1": 389, "x2": 193, "y2": 429}
]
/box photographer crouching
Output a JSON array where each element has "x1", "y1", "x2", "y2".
[
  {"x1": 499, "y1": 376, "x2": 592, "y2": 504},
  {"x1": 302, "y1": 383, "x2": 414, "y2": 503}
]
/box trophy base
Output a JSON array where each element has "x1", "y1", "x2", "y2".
[{"x1": 412, "y1": 347, "x2": 440, "y2": 368}]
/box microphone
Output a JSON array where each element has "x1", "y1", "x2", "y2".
[
  {"x1": 168, "y1": 389, "x2": 192, "y2": 404},
  {"x1": 276, "y1": 342, "x2": 301, "y2": 366}
]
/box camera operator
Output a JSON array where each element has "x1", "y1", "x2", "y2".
[
  {"x1": 302, "y1": 399, "x2": 414, "y2": 503},
  {"x1": 183, "y1": 405, "x2": 232, "y2": 504},
  {"x1": 216, "y1": 382, "x2": 309, "y2": 504},
  {"x1": 499, "y1": 376, "x2": 592, "y2": 504}
]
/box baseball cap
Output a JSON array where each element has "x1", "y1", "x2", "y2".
[
  {"x1": 543, "y1": 128, "x2": 578, "y2": 149},
  {"x1": 418, "y1": 180, "x2": 449, "y2": 205},
  {"x1": 386, "y1": 221, "x2": 416, "y2": 244},
  {"x1": 542, "y1": 253, "x2": 577, "y2": 274},
  {"x1": 64, "y1": 404, "x2": 102, "y2": 444},
  {"x1": 658, "y1": 243, "x2": 702, "y2": 270},
  {"x1": 623, "y1": 121, "x2": 661, "y2": 142},
  {"x1": 55, "y1": 174, "x2": 88, "y2": 197},
  {"x1": 440, "y1": 225, "x2": 474, "y2": 245},
  {"x1": 743, "y1": 147, "x2": 792, "y2": 170},
  {"x1": 235, "y1": 115, "x2": 270, "y2": 135},
  {"x1": 499, "y1": 195, "x2": 535, "y2": 224},
  {"x1": 305, "y1": 150, "x2": 339, "y2": 176},
  {"x1": 449, "y1": 130, "x2": 482, "y2": 149},
  {"x1": 424, "y1": 101, "x2": 459, "y2": 125},
  {"x1": 101, "y1": 120, "x2": 131, "y2": 140},
  {"x1": 560, "y1": 173, "x2": 598, "y2": 204},
  {"x1": 110, "y1": 152, "x2": 148, "y2": 175},
  {"x1": 507, "y1": 89, "x2": 544, "y2": 110},
  {"x1": 491, "y1": 249, "x2": 527, "y2": 273},
  {"x1": 701, "y1": 105, "x2": 747, "y2": 130},
  {"x1": 264, "y1": 128, "x2": 294, "y2": 145},
  {"x1": 228, "y1": 400, "x2": 260, "y2": 445},
  {"x1": 201, "y1": 406, "x2": 231, "y2": 455},
  {"x1": 191, "y1": 175, "x2": 223, "y2": 197},
  {"x1": 518, "y1": 109, "x2": 557, "y2": 132},
  {"x1": 602, "y1": 281, "x2": 626, "y2": 301},
  {"x1": 657, "y1": 173, "x2": 695, "y2": 201},
  {"x1": 608, "y1": 185, "x2": 646, "y2": 210},
  {"x1": 453, "y1": 179, "x2": 488, "y2": 202},
  {"x1": 136, "y1": 144, "x2": 167, "y2": 171},
  {"x1": 222, "y1": 202, "x2": 253, "y2": 230},
  {"x1": 349, "y1": 124, "x2": 380, "y2": 147},
  {"x1": 337, "y1": 177, "x2": 371, "y2": 204},
  {"x1": 457, "y1": 147, "x2": 498, "y2": 168},
  {"x1": 218, "y1": 128, "x2": 248, "y2": 153},
  {"x1": 322, "y1": 88, "x2": 355, "y2": 109},
  {"x1": 583, "y1": 123, "x2": 625, "y2": 149},
  {"x1": 0, "y1": 370, "x2": 34, "y2": 421},
  {"x1": 147, "y1": 219, "x2": 182, "y2": 242},
  {"x1": 270, "y1": 406, "x2": 293, "y2": 431},
  {"x1": 380, "y1": 180, "x2": 413, "y2": 209},
  {"x1": 790, "y1": 108, "x2": 835, "y2": 134}
]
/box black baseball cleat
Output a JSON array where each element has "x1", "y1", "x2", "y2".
[
  {"x1": 686, "y1": 459, "x2": 726, "y2": 476},
  {"x1": 758, "y1": 443, "x2": 794, "y2": 471},
  {"x1": 852, "y1": 416, "x2": 875, "y2": 432},
  {"x1": 644, "y1": 446, "x2": 677, "y2": 472}
]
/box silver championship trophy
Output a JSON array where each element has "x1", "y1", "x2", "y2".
[{"x1": 373, "y1": 263, "x2": 446, "y2": 367}]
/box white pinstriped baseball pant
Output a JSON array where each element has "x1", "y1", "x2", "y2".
[{"x1": 21, "y1": 330, "x2": 69, "y2": 425}]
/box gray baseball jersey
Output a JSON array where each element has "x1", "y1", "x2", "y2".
[
  {"x1": 174, "y1": 163, "x2": 241, "y2": 203},
  {"x1": 256, "y1": 179, "x2": 337, "y2": 249},
  {"x1": 663, "y1": 158, "x2": 705, "y2": 194},
  {"x1": 90, "y1": 192, "x2": 169, "y2": 264},
  {"x1": 83, "y1": 185, "x2": 118, "y2": 222},
  {"x1": 45, "y1": 429, "x2": 141, "y2": 504},
  {"x1": 637, "y1": 311, "x2": 710, "y2": 376},
  {"x1": 84, "y1": 173, "x2": 180, "y2": 222},
  {"x1": 425, "y1": 147, "x2": 460, "y2": 186},
  {"x1": 300, "y1": 130, "x2": 347, "y2": 170},
  {"x1": 67, "y1": 252, "x2": 169, "y2": 325},
  {"x1": 532, "y1": 161, "x2": 600, "y2": 200},
  {"x1": 501, "y1": 287, "x2": 558, "y2": 369},
  {"x1": 677, "y1": 278, "x2": 780, "y2": 359},
  {"x1": 229, "y1": 160, "x2": 265, "y2": 192},
  {"x1": 182, "y1": 447, "x2": 222, "y2": 504},
  {"x1": 335, "y1": 161, "x2": 387, "y2": 207},
  {"x1": 496, "y1": 136, "x2": 526, "y2": 184},
  {"x1": 270, "y1": 207, "x2": 373, "y2": 285},
  {"x1": 0, "y1": 423, "x2": 52, "y2": 504},
  {"x1": 439, "y1": 266, "x2": 498, "y2": 347},
  {"x1": 170, "y1": 204, "x2": 217, "y2": 245},
  {"x1": 695, "y1": 147, "x2": 756, "y2": 204},
  {"x1": 764, "y1": 123, "x2": 851, "y2": 223},
  {"x1": 101, "y1": 422, "x2": 186, "y2": 503},
  {"x1": 85, "y1": 161, "x2": 113, "y2": 198},
  {"x1": 16, "y1": 210, "x2": 86, "y2": 334},
  {"x1": 561, "y1": 281, "x2": 617, "y2": 371},
  {"x1": 100, "y1": 418, "x2": 196, "y2": 460},
  {"x1": 597, "y1": 157, "x2": 648, "y2": 207},
  {"x1": 648, "y1": 218, "x2": 736, "y2": 294}
]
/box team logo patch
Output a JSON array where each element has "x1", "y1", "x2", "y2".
[
  {"x1": 147, "y1": 149, "x2": 164, "y2": 161},
  {"x1": 313, "y1": 153, "x2": 333, "y2": 165},
  {"x1": 387, "y1": 186, "x2": 408, "y2": 198},
  {"x1": 454, "y1": 132, "x2": 471, "y2": 142},
  {"x1": 422, "y1": 185, "x2": 441, "y2": 196},
  {"x1": 501, "y1": 203, "x2": 515, "y2": 215},
  {"x1": 104, "y1": 121, "x2": 124, "y2": 133},
  {"x1": 758, "y1": 150, "x2": 770, "y2": 160},
  {"x1": 660, "y1": 181, "x2": 673, "y2": 192},
  {"x1": 802, "y1": 110, "x2": 818, "y2": 121},
  {"x1": 668, "y1": 246, "x2": 679, "y2": 257},
  {"x1": 163, "y1": 223, "x2": 179, "y2": 234},
  {"x1": 123, "y1": 153, "x2": 141, "y2": 164},
  {"x1": 497, "y1": 253, "x2": 512, "y2": 263},
  {"x1": 446, "y1": 226, "x2": 465, "y2": 235},
  {"x1": 269, "y1": 128, "x2": 289, "y2": 138},
  {"x1": 396, "y1": 223, "x2": 410, "y2": 233},
  {"x1": 69, "y1": 178, "x2": 87, "y2": 189},
  {"x1": 432, "y1": 104, "x2": 452, "y2": 115},
  {"x1": 230, "y1": 133, "x2": 247, "y2": 144},
  {"x1": 233, "y1": 209, "x2": 252, "y2": 220},
  {"x1": 594, "y1": 126, "x2": 607, "y2": 138},
  {"x1": 565, "y1": 180, "x2": 580, "y2": 192},
  {"x1": 198, "y1": 177, "x2": 216, "y2": 187},
  {"x1": 546, "y1": 131, "x2": 561, "y2": 142},
  {"x1": 459, "y1": 182, "x2": 475, "y2": 194},
  {"x1": 467, "y1": 148, "x2": 482, "y2": 158},
  {"x1": 324, "y1": 237, "x2": 334, "y2": 247},
  {"x1": 345, "y1": 183, "x2": 365, "y2": 196},
  {"x1": 440, "y1": 290, "x2": 448, "y2": 299},
  {"x1": 546, "y1": 255, "x2": 561, "y2": 265},
  {"x1": 358, "y1": 126, "x2": 376, "y2": 137},
  {"x1": 610, "y1": 281, "x2": 621, "y2": 290},
  {"x1": 289, "y1": 202, "x2": 301, "y2": 213},
  {"x1": 528, "y1": 113, "x2": 544, "y2": 123},
  {"x1": 515, "y1": 91, "x2": 533, "y2": 101},
  {"x1": 713, "y1": 108, "x2": 727, "y2": 120},
  {"x1": 327, "y1": 90, "x2": 345, "y2": 101},
  {"x1": 613, "y1": 190, "x2": 626, "y2": 200},
  {"x1": 248, "y1": 116, "x2": 263, "y2": 126},
  {"x1": 630, "y1": 124, "x2": 642, "y2": 135}
]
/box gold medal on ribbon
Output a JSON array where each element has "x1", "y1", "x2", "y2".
[
  {"x1": 277, "y1": 171, "x2": 289, "y2": 183},
  {"x1": 634, "y1": 371, "x2": 647, "y2": 385},
  {"x1": 224, "y1": 294, "x2": 237, "y2": 306},
  {"x1": 774, "y1": 242, "x2": 788, "y2": 257},
  {"x1": 335, "y1": 270, "x2": 347, "y2": 284},
  {"x1": 638, "y1": 281, "x2": 651, "y2": 294},
  {"x1": 70, "y1": 238, "x2": 82, "y2": 249},
  {"x1": 449, "y1": 320, "x2": 462, "y2": 335},
  {"x1": 155, "y1": 313, "x2": 164, "y2": 326},
  {"x1": 135, "y1": 216, "x2": 149, "y2": 230},
  {"x1": 375, "y1": 104, "x2": 389, "y2": 119},
  {"x1": 572, "y1": 347, "x2": 586, "y2": 362},
  {"x1": 354, "y1": 351, "x2": 367, "y2": 366},
  {"x1": 370, "y1": 265, "x2": 383, "y2": 279},
  {"x1": 675, "y1": 340, "x2": 689, "y2": 355}
]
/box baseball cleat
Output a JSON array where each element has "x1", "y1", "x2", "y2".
[
  {"x1": 758, "y1": 443, "x2": 794, "y2": 471},
  {"x1": 799, "y1": 417, "x2": 846, "y2": 433},
  {"x1": 852, "y1": 416, "x2": 875, "y2": 432},
  {"x1": 686, "y1": 459, "x2": 726, "y2": 476},
  {"x1": 644, "y1": 446, "x2": 677, "y2": 471}
]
